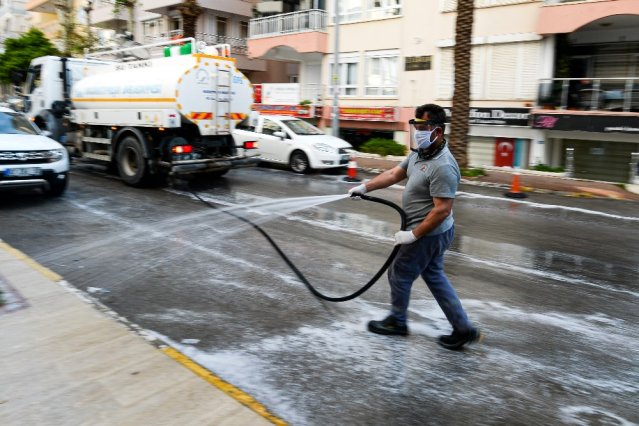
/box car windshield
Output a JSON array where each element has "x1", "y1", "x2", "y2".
[
  {"x1": 283, "y1": 119, "x2": 324, "y2": 135},
  {"x1": 0, "y1": 111, "x2": 39, "y2": 135}
]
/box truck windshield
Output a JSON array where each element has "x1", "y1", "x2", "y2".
[
  {"x1": 0, "y1": 112, "x2": 40, "y2": 135},
  {"x1": 283, "y1": 119, "x2": 324, "y2": 135}
]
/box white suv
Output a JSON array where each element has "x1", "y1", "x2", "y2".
[{"x1": 0, "y1": 107, "x2": 69, "y2": 196}]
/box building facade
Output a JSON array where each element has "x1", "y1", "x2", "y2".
[
  {"x1": 532, "y1": 0, "x2": 639, "y2": 182},
  {"x1": 0, "y1": 0, "x2": 29, "y2": 51},
  {"x1": 247, "y1": 0, "x2": 639, "y2": 182}
]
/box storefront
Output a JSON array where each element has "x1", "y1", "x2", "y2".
[
  {"x1": 532, "y1": 112, "x2": 639, "y2": 182},
  {"x1": 445, "y1": 107, "x2": 539, "y2": 168},
  {"x1": 319, "y1": 106, "x2": 404, "y2": 149}
]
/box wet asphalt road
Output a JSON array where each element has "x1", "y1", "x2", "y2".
[{"x1": 1, "y1": 165, "x2": 638, "y2": 426}]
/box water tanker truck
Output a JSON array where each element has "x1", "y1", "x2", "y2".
[{"x1": 23, "y1": 38, "x2": 259, "y2": 186}]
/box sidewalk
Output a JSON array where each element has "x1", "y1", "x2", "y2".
[
  {"x1": 0, "y1": 242, "x2": 280, "y2": 426},
  {"x1": 355, "y1": 154, "x2": 639, "y2": 201}
]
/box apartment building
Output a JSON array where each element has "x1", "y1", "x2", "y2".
[
  {"x1": 247, "y1": 0, "x2": 639, "y2": 182},
  {"x1": 248, "y1": 0, "x2": 546, "y2": 167},
  {"x1": 25, "y1": 0, "x2": 87, "y2": 47},
  {"x1": 0, "y1": 0, "x2": 29, "y2": 51},
  {"x1": 532, "y1": 0, "x2": 639, "y2": 182}
]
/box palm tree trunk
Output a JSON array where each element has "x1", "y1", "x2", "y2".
[
  {"x1": 178, "y1": 0, "x2": 203, "y2": 40},
  {"x1": 450, "y1": 0, "x2": 475, "y2": 169}
]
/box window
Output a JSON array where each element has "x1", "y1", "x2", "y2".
[
  {"x1": 240, "y1": 21, "x2": 249, "y2": 39},
  {"x1": 436, "y1": 41, "x2": 540, "y2": 101},
  {"x1": 261, "y1": 119, "x2": 282, "y2": 136},
  {"x1": 334, "y1": 0, "x2": 361, "y2": 22},
  {"x1": 329, "y1": 60, "x2": 359, "y2": 96},
  {"x1": 368, "y1": 0, "x2": 401, "y2": 19},
  {"x1": 365, "y1": 52, "x2": 398, "y2": 96},
  {"x1": 217, "y1": 17, "x2": 227, "y2": 37},
  {"x1": 170, "y1": 18, "x2": 182, "y2": 31},
  {"x1": 26, "y1": 65, "x2": 42, "y2": 95}
]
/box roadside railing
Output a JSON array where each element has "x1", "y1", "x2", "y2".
[
  {"x1": 143, "y1": 32, "x2": 248, "y2": 55},
  {"x1": 249, "y1": 9, "x2": 327, "y2": 38},
  {"x1": 196, "y1": 33, "x2": 247, "y2": 55},
  {"x1": 536, "y1": 77, "x2": 639, "y2": 113}
]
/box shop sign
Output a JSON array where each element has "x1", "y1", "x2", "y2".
[
  {"x1": 405, "y1": 56, "x2": 432, "y2": 71},
  {"x1": 531, "y1": 113, "x2": 639, "y2": 134},
  {"x1": 252, "y1": 104, "x2": 313, "y2": 118},
  {"x1": 261, "y1": 83, "x2": 300, "y2": 105},
  {"x1": 339, "y1": 107, "x2": 397, "y2": 121},
  {"x1": 443, "y1": 107, "x2": 531, "y2": 126}
]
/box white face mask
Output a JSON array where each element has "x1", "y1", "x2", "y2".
[{"x1": 414, "y1": 128, "x2": 438, "y2": 150}]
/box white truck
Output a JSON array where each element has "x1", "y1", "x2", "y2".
[
  {"x1": 23, "y1": 38, "x2": 259, "y2": 185},
  {"x1": 233, "y1": 113, "x2": 353, "y2": 174}
]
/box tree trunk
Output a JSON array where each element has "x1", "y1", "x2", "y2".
[
  {"x1": 178, "y1": 0, "x2": 203, "y2": 40},
  {"x1": 450, "y1": 0, "x2": 475, "y2": 169}
]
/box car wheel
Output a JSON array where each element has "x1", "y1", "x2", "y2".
[
  {"x1": 117, "y1": 136, "x2": 149, "y2": 186},
  {"x1": 290, "y1": 150, "x2": 310, "y2": 174},
  {"x1": 46, "y1": 173, "x2": 68, "y2": 197}
]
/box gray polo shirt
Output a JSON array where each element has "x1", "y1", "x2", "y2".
[{"x1": 398, "y1": 145, "x2": 460, "y2": 235}]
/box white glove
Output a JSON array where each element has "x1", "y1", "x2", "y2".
[
  {"x1": 394, "y1": 230, "x2": 417, "y2": 245},
  {"x1": 348, "y1": 184, "x2": 367, "y2": 198}
]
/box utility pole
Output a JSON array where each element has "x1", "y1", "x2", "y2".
[
  {"x1": 84, "y1": 0, "x2": 94, "y2": 48},
  {"x1": 331, "y1": 0, "x2": 340, "y2": 137}
]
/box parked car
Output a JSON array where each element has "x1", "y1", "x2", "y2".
[
  {"x1": 0, "y1": 107, "x2": 69, "y2": 196},
  {"x1": 233, "y1": 114, "x2": 354, "y2": 173}
]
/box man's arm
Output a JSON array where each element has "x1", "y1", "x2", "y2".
[
  {"x1": 410, "y1": 197, "x2": 454, "y2": 238},
  {"x1": 363, "y1": 166, "x2": 407, "y2": 192}
]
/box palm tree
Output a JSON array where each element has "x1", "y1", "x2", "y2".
[
  {"x1": 449, "y1": 0, "x2": 475, "y2": 169},
  {"x1": 177, "y1": 0, "x2": 203, "y2": 40}
]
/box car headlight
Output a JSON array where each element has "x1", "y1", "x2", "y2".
[
  {"x1": 46, "y1": 148, "x2": 65, "y2": 162},
  {"x1": 313, "y1": 143, "x2": 336, "y2": 153}
]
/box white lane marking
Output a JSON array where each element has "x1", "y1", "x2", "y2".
[
  {"x1": 450, "y1": 252, "x2": 639, "y2": 299},
  {"x1": 456, "y1": 191, "x2": 639, "y2": 222}
]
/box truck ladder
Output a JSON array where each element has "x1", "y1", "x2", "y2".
[{"x1": 214, "y1": 68, "x2": 232, "y2": 135}]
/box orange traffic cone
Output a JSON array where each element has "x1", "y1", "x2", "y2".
[
  {"x1": 505, "y1": 172, "x2": 527, "y2": 198},
  {"x1": 343, "y1": 155, "x2": 361, "y2": 182}
]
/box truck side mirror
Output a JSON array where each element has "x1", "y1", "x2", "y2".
[{"x1": 273, "y1": 131, "x2": 286, "y2": 139}]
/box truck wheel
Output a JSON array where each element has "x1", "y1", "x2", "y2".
[
  {"x1": 117, "y1": 136, "x2": 149, "y2": 186},
  {"x1": 290, "y1": 151, "x2": 310, "y2": 174}
]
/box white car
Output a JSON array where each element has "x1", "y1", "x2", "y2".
[
  {"x1": 0, "y1": 107, "x2": 69, "y2": 196},
  {"x1": 233, "y1": 114, "x2": 354, "y2": 173}
]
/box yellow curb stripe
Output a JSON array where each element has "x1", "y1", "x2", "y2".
[
  {"x1": 0, "y1": 242, "x2": 62, "y2": 282},
  {"x1": 162, "y1": 347, "x2": 287, "y2": 425}
]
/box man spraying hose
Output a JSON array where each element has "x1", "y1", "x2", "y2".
[{"x1": 348, "y1": 103, "x2": 482, "y2": 350}]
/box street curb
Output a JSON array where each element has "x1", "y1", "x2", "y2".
[
  {"x1": 356, "y1": 167, "x2": 633, "y2": 200},
  {"x1": 0, "y1": 240, "x2": 286, "y2": 426}
]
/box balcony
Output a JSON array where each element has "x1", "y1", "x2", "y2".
[
  {"x1": 91, "y1": 0, "x2": 128, "y2": 28},
  {"x1": 536, "y1": 78, "x2": 639, "y2": 113},
  {"x1": 249, "y1": 9, "x2": 327, "y2": 38},
  {"x1": 143, "y1": 0, "x2": 254, "y2": 16},
  {"x1": 532, "y1": 77, "x2": 639, "y2": 134},
  {"x1": 25, "y1": 0, "x2": 56, "y2": 13},
  {"x1": 538, "y1": 0, "x2": 639, "y2": 35},
  {"x1": 247, "y1": 9, "x2": 328, "y2": 59}
]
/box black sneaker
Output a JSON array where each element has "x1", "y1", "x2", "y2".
[
  {"x1": 437, "y1": 328, "x2": 483, "y2": 350},
  {"x1": 368, "y1": 316, "x2": 409, "y2": 336}
]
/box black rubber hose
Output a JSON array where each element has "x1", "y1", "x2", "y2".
[{"x1": 191, "y1": 192, "x2": 407, "y2": 302}]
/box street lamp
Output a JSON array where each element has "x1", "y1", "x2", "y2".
[{"x1": 331, "y1": 0, "x2": 340, "y2": 137}]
